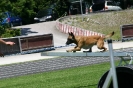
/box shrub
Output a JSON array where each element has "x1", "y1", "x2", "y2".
[{"x1": 1, "y1": 28, "x2": 21, "y2": 38}]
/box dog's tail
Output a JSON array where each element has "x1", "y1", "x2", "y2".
[{"x1": 104, "y1": 31, "x2": 114, "y2": 39}]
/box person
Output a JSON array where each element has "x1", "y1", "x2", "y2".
[
  {"x1": 0, "y1": 39, "x2": 15, "y2": 57},
  {"x1": 92, "y1": 0, "x2": 105, "y2": 12}
]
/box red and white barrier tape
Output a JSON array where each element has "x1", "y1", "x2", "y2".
[{"x1": 56, "y1": 22, "x2": 104, "y2": 37}]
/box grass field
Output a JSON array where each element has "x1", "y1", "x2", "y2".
[
  {"x1": 61, "y1": 9, "x2": 133, "y2": 40},
  {"x1": 0, "y1": 61, "x2": 121, "y2": 88}
]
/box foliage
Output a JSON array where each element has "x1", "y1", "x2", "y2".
[
  {"x1": 0, "y1": 12, "x2": 6, "y2": 36},
  {"x1": 1, "y1": 28, "x2": 21, "y2": 38},
  {"x1": 0, "y1": 0, "x2": 132, "y2": 25},
  {"x1": 0, "y1": 26, "x2": 6, "y2": 36},
  {"x1": 11, "y1": 0, "x2": 37, "y2": 24},
  {"x1": 54, "y1": 0, "x2": 70, "y2": 17},
  {"x1": 0, "y1": 0, "x2": 70, "y2": 25},
  {"x1": 0, "y1": 11, "x2": 20, "y2": 38},
  {"x1": 0, "y1": 0, "x2": 57, "y2": 37},
  {"x1": 0, "y1": 0, "x2": 132, "y2": 37},
  {"x1": 0, "y1": 0, "x2": 12, "y2": 12}
]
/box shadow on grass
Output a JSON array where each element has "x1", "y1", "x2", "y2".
[{"x1": 74, "y1": 84, "x2": 98, "y2": 88}]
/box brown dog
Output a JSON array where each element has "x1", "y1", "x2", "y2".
[{"x1": 66, "y1": 31, "x2": 114, "y2": 52}]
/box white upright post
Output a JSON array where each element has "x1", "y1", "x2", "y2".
[
  {"x1": 80, "y1": 0, "x2": 83, "y2": 15},
  {"x1": 80, "y1": 0, "x2": 83, "y2": 21},
  {"x1": 107, "y1": 39, "x2": 118, "y2": 88}
]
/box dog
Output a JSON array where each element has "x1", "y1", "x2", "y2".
[{"x1": 66, "y1": 31, "x2": 114, "y2": 52}]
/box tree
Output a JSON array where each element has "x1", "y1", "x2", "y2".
[
  {"x1": 54, "y1": 0, "x2": 70, "y2": 17},
  {"x1": 0, "y1": 0, "x2": 78, "y2": 25},
  {"x1": 34, "y1": 0, "x2": 52, "y2": 13},
  {"x1": 11, "y1": 0, "x2": 36, "y2": 24},
  {"x1": 0, "y1": 0, "x2": 12, "y2": 12}
]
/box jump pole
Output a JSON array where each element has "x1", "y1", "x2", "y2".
[{"x1": 102, "y1": 39, "x2": 118, "y2": 88}]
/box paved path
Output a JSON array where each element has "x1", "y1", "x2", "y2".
[
  {"x1": 14, "y1": 21, "x2": 68, "y2": 47},
  {"x1": 0, "y1": 41, "x2": 132, "y2": 66}
]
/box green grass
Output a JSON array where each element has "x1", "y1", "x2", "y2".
[
  {"x1": 0, "y1": 61, "x2": 121, "y2": 88},
  {"x1": 61, "y1": 10, "x2": 133, "y2": 40}
]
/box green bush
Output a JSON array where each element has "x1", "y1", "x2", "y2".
[
  {"x1": 0, "y1": 26, "x2": 5, "y2": 36},
  {"x1": 1, "y1": 28, "x2": 21, "y2": 38}
]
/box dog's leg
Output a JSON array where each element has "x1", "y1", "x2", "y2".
[
  {"x1": 83, "y1": 47, "x2": 92, "y2": 52},
  {"x1": 97, "y1": 39, "x2": 107, "y2": 52},
  {"x1": 66, "y1": 46, "x2": 77, "y2": 52},
  {"x1": 97, "y1": 46, "x2": 107, "y2": 52},
  {"x1": 73, "y1": 46, "x2": 79, "y2": 52},
  {"x1": 66, "y1": 47, "x2": 81, "y2": 52},
  {"x1": 74, "y1": 46, "x2": 78, "y2": 48},
  {"x1": 0, "y1": 52, "x2": 4, "y2": 57},
  {"x1": 66, "y1": 42, "x2": 83, "y2": 52},
  {"x1": 102, "y1": 47, "x2": 107, "y2": 52},
  {"x1": 89, "y1": 48, "x2": 92, "y2": 52}
]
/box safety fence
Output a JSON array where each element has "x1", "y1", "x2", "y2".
[{"x1": 0, "y1": 33, "x2": 54, "y2": 55}]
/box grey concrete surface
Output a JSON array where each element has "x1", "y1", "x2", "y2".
[{"x1": 14, "y1": 21, "x2": 68, "y2": 47}]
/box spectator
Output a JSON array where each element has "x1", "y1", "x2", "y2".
[
  {"x1": 92, "y1": 0, "x2": 105, "y2": 12},
  {"x1": 120, "y1": 0, "x2": 131, "y2": 9},
  {"x1": 0, "y1": 39, "x2": 15, "y2": 57}
]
